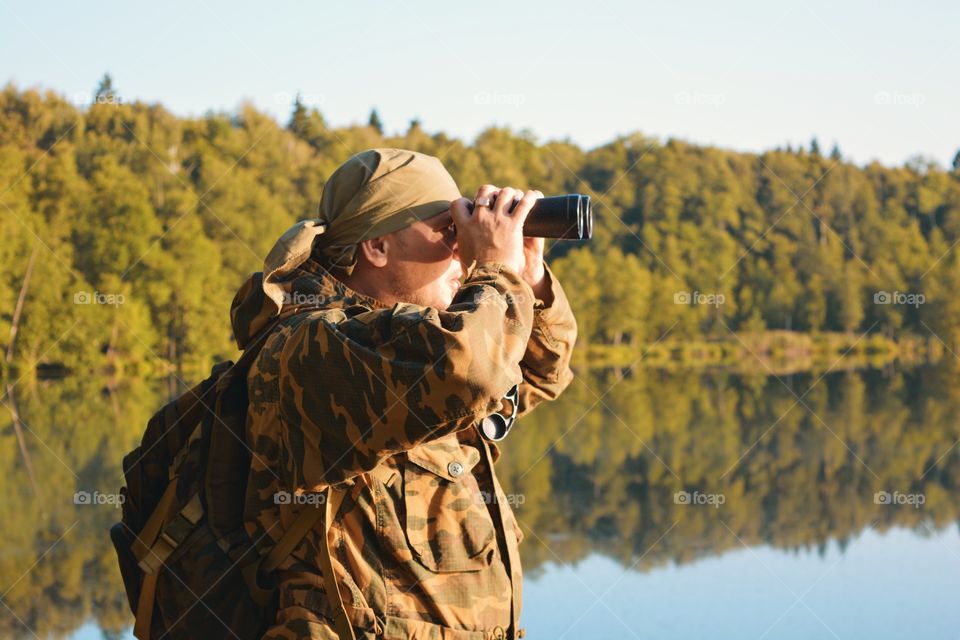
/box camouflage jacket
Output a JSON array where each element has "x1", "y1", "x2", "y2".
[{"x1": 233, "y1": 255, "x2": 577, "y2": 639}]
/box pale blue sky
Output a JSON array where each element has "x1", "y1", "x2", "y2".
[{"x1": 2, "y1": 0, "x2": 957, "y2": 167}]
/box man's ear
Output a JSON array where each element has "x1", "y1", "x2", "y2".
[{"x1": 358, "y1": 235, "x2": 390, "y2": 268}]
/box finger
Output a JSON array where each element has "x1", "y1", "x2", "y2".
[
  {"x1": 493, "y1": 187, "x2": 520, "y2": 215},
  {"x1": 450, "y1": 197, "x2": 474, "y2": 227},
  {"x1": 511, "y1": 189, "x2": 543, "y2": 227},
  {"x1": 507, "y1": 187, "x2": 526, "y2": 213},
  {"x1": 474, "y1": 184, "x2": 500, "y2": 208}
]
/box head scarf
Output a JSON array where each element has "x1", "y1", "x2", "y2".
[{"x1": 259, "y1": 148, "x2": 461, "y2": 311}]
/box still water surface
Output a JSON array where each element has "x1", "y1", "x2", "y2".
[{"x1": 2, "y1": 363, "x2": 957, "y2": 639}]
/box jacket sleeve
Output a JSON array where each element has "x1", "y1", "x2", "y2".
[
  {"x1": 278, "y1": 262, "x2": 535, "y2": 489},
  {"x1": 515, "y1": 262, "x2": 578, "y2": 419}
]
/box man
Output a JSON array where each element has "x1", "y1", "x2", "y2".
[{"x1": 230, "y1": 148, "x2": 577, "y2": 639}]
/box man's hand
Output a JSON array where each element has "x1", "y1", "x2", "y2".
[
  {"x1": 508, "y1": 188, "x2": 550, "y2": 301},
  {"x1": 521, "y1": 236, "x2": 552, "y2": 303},
  {"x1": 451, "y1": 185, "x2": 544, "y2": 279}
]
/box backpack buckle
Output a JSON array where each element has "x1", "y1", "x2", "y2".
[{"x1": 137, "y1": 493, "x2": 203, "y2": 574}]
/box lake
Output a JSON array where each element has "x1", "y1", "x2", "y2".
[{"x1": 2, "y1": 363, "x2": 958, "y2": 639}]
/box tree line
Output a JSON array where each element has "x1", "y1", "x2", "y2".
[{"x1": 2, "y1": 77, "x2": 960, "y2": 379}]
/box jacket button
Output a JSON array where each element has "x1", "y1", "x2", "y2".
[{"x1": 447, "y1": 461, "x2": 464, "y2": 477}]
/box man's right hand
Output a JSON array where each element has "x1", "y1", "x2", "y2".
[{"x1": 450, "y1": 185, "x2": 543, "y2": 276}]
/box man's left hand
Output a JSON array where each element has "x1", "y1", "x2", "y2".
[
  {"x1": 510, "y1": 189, "x2": 550, "y2": 302},
  {"x1": 522, "y1": 236, "x2": 553, "y2": 305}
]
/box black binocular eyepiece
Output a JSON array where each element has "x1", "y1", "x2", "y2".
[{"x1": 466, "y1": 193, "x2": 593, "y2": 240}]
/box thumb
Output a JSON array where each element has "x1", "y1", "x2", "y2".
[{"x1": 523, "y1": 236, "x2": 545, "y2": 251}]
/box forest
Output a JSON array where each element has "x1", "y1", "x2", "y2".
[{"x1": 2, "y1": 76, "x2": 960, "y2": 380}]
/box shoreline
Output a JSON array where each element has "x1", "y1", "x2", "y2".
[
  {"x1": 2, "y1": 331, "x2": 948, "y2": 381},
  {"x1": 575, "y1": 330, "x2": 944, "y2": 374}
]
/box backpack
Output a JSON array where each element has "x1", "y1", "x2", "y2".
[{"x1": 111, "y1": 313, "x2": 356, "y2": 640}]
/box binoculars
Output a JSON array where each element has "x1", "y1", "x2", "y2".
[
  {"x1": 466, "y1": 193, "x2": 593, "y2": 240},
  {"x1": 480, "y1": 384, "x2": 519, "y2": 441}
]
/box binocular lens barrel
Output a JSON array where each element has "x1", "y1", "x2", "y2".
[
  {"x1": 466, "y1": 193, "x2": 593, "y2": 240},
  {"x1": 523, "y1": 194, "x2": 593, "y2": 240}
]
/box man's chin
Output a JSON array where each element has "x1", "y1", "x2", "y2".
[
  {"x1": 429, "y1": 293, "x2": 457, "y2": 310},
  {"x1": 396, "y1": 288, "x2": 455, "y2": 310}
]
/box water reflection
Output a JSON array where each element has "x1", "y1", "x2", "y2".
[
  {"x1": 1, "y1": 363, "x2": 958, "y2": 638},
  {"x1": 499, "y1": 365, "x2": 960, "y2": 574},
  {"x1": 522, "y1": 527, "x2": 960, "y2": 639}
]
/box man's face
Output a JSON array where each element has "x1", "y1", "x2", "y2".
[{"x1": 382, "y1": 210, "x2": 463, "y2": 309}]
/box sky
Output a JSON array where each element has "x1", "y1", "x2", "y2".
[{"x1": 1, "y1": 0, "x2": 958, "y2": 168}]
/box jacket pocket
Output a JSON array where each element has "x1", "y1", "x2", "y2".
[{"x1": 402, "y1": 436, "x2": 496, "y2": 573}]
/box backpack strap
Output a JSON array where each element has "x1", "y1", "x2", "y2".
[
  {"x1": 260, "y1": 497, "x2": 324, "y2": 572},
  {"x1": 317, "y1": 487, "x2": 355, "y2": 640},
  {"x1": 130, "y1": 486, "x2": 204, "y2": 640},
  {"x1": 133, "y1": 571, "x2": 159, "y2": 639},
  {"x1": 129, "y1": 480, "x2": 178, "y2": 565},
  {"x1": 260, "y1": 486, "x2": 354, "y2": 640}
]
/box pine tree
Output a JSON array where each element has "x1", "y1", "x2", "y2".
[
  {"x1": 810, "y1": 136, "x2": 821, "y2": 156},
  {"x1": 368, "y1": 107, "x2": 384, "y2": 135},
  {"x1": 288, "y1": 93, "x2": 308, "y2": 135},
  {"x1": 94, "y1": 73, "x2": 117, "y2": 104}
]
